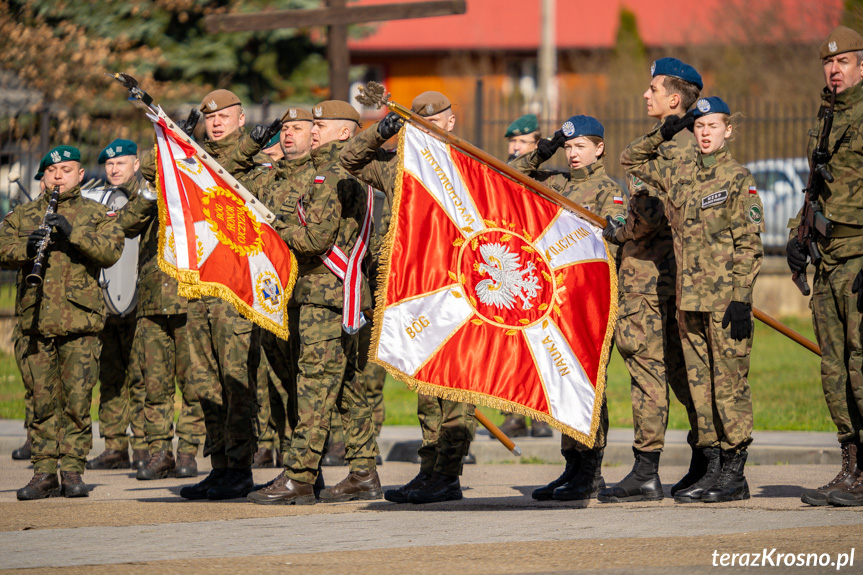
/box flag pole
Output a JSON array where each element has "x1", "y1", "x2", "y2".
[
  {"x1": 475, "y1": 409, "x2": 522, "y2": 456},
  {"x1": 356, "y1": 83, "x2": 823, "y2": 358}
]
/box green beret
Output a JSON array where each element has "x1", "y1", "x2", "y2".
[
  {"x1": 505, "y1": 114, "x2": 539, "y2": 138},
  {"x1": 44, "y1": 145, "x2": 81, "y2": 168},
  {"x1": 98, "y1": 139, "x2": 138, "y2": 164},
  {"x1": 264, "y1": 131, "x2": 281, "y2": 149}
]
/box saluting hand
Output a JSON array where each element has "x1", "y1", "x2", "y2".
[
  {"x1": 536, "y1": 130, "x2": 566, "y2": 162},
  {"x1": 250, "y1": 118, "x2": 284, "y2": 147},
  {"x1": 659, "y1": 110, "x2": 696, "y2": 141}
]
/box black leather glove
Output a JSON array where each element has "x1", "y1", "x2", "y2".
[
  {"x1": 178, "y1": 108, "x2": 200, "y2": 137},
  {"x1": 722, "y1": 301, "x2": 752, "y2": 341},
  {"x1": 786, "y1": 237, "x2": 807, "y2": 274},
  {"x1": 26, "y1": 227, "x2": 48, "y2": 258},
  {"x1": 45, "y1": 213, "x2": 72, "y2": 238},
  {"x1": 250, "y1": 118, "x2": 284, "y2": 147},
  {"x1": 378, "y1": 112, "x2": 404, "y2": 140},
  {"x1": 659, "y1": 110, "x2": 696, "y2": 141},
  {"x1": 852, "y1": 270, "x2": 863, "y2": 313},
  {"x1": 535, "y1": 130, "x2": 567, "y2": 162},
  {"x1": 602, "y1": 215, "x2": 623, "y2": 245}
]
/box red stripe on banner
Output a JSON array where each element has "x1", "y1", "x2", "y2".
[
  {"x1": 449, "y1": 148, "x2": 561, "y2": 239},
  {"x1": 387, "y1": 172, "x2": 466, "y2": 306},
  {"x1": 158, "y1": 119, "x2": 197, "y2": 158},
  {"x1": 553, "y1": 261, "x2": 613, "y2": 386},
  {"x1": 414, "y1": 319, "x2": 550, "y2": 415}
]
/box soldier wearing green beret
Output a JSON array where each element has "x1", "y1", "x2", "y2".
[
  {"x1": 793, "y1": 26, "x2": 863, "y2": 508},
  {"x1": 0, "y1": 145, "x2": 152, "y2": 500},
  {"x1": 505, "y1": 113, "x2": 541, "y2": 161},
  {"x1": 248, "y1": 100, "x2": 382, "y2": 505}
]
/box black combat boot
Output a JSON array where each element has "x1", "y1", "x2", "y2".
[
  {"x1": 86, "y1": 449, "x2": 131, "y2": 470},
  {"x1": 408, "y1": 472, "x2": 463, "y2": 503},
  {"x1": 17, "y1": 472, "x2": 61, "y2": 500},
  {"x1": 11, "y1": 438, "x2": 32, "y2": 461},
  {"x1": 180, "y1": 468, "x2": 228, "y2": 500},
  {"x1": 60, "y1": 471, "x2": 89, "y2": 498},
  {"x1": 597, "y1": 449, "x2": 663, "y2": 502},
  {"x1": 207, "y1": 467, "x2": 255, "y2": 500},
  {"x1": 701, "y1": 450, "x2": 750, "y2": 503},
  {"x1": 827, "y1": 443, "x2": 863, "y2": 507},
  {"x1": 384, "y1": 471, "x2": 433, "y2": 503},
  {"x1": 174, "y1": 452, "x2": 198, "y2": 478},
  {"x1": 532, "y1": 449, "x2": 580, "y2": 501},
  {"x1": 136, "y1": 451, "x2": 175, "y2": 480},
  {"x1": 674, "y1": 447, "x2": 721, "y2": 503},
  {"x1": 802, "y1": 442, "x2": 859, "y2": 506},
  {"x1": 670, "y1": 446, "x2": 709, "y2": 496},
  {"x1": 553, "y1": 449, "x2": 605, "y2": 501}
]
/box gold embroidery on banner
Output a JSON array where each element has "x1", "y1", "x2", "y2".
[
  {"x1": 201, "y1": 185, "x2": 264, "y2": 257},
  {"x1": 175, "y1": 156, "x2": 204, "y2": 176}
]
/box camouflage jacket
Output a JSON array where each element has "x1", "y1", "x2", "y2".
[
  {"x1": 509, "y1": 154, "x2": 627, "y2": 264},
  {"x1": 615, "y1": 125, "x2": 696, "y2": 297},
  {"x1": 0, "y1": 185, "x2": 132, "y2": 335},
  {"x1": 623, "y1": 129, "x2": 764, "y2": 311},
  {"x1": 339, "y1": 121, "x2": 398, "y2": 199},
  {"x1": 276, "y1": 139, "x2": 372, "y2": 310},
  {"x1": 114, "y1": 176, "x2": 188, "y2": 317},
  {"x1": 795, "y1": 80, "x2": 863, "y2": 265}
]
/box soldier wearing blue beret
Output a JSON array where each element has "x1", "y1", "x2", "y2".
[
  {"x1": 504, "y1": 114, "x2": 541, "y2": 162},
  {"x1": 598, "y1": 57, "x2": 703, "y2": 505},
  {"x1": 511, "y1": 115, "x2": 627, "y2": 503}
]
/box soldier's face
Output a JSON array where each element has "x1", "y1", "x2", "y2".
[
  {"x1": 43, "y1": 161, "x2": 84, "y2": 194},
  {"x1": 204, "y1": 106, "x2": 245, "y2": 141},
  {"x1": 425, "y1": 110, "x2": 456, "y2": 132},
  {"x1": 104, "y1": 156, "x2": 139, "y2": 186},
  {"x1": 508, "y1": 134, "x2": 538, "y2": 158},
  {"x1": 822, "y1": 52, "x2": 863, "y2": 93},
  {"x1": 693, "y1": 114, "x2": 732, "y2": 155},
  {"x1": 644, "y1": 76, "x2": 674, "y2": 120},
  {"x1": 564, "y1": 137, "x2": 603, "y2": 169},
  {"x1": 310, "y1": 120, "x2": 352, "y2": 149},
  {"x1": 282, "y1": 121, "x2": 313, "y2": 159}
]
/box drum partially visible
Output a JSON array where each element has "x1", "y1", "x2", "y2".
[{"x1": 81, "y1": 182, "x2": 139, "y2": 316}]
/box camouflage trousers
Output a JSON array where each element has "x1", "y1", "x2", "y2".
[
  {"x1": 678, "y1": 310, "x2": 754, "y2": 452},
  {"x1": 417, "y1": 395, "x2": 476, "y2": 477},
  {"x1": 13, "y1": 326, "x2": 33, "y2": 442},
  {"x1": 561, "y1": 397, "x2": 608, "y2": 452},
  {"x1": 329, "y1": 317, "x2": 387, "y2": 443},
  {"x1": 811, "y1": 258, "x2": 863, "y2": 444},
  {"x1": 282, "y1": 304, "x2": 379, "y2": 484},
  {"x1": 134, "y1": 314, "x2": 204, "y2": 455},
  {"x1": 97, "y1": 313, "x2": 146, "y2": 452},
  {"x1": 23, "y1": 334, "x2": 101, "y2": 474},
  {"x1": 257, "y1": 320, "x2": 297, "y2": 455},
  {"x1": 615, "y1": 293, "x2": 697, "y2": 452},
  {"x1": 187, "y1": 297, "x2": 259, "y2": 469}
]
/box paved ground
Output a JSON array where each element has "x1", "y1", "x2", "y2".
[{"x1": 1, "y1": 420, "x2": 861, "y2": 574}]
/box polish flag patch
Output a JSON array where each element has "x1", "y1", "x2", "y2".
[
  {"x1": 106, "y1": 211, "x2": 117, "y2": 217},
  {"x1": 314, "y1": 176, "x2": 326, "y2": 184},
  {"x1": 749, "y1": 186, "x2": 758, "y2": 194},
  {"x1": 613, "y1": 196, "x2": 624, "y2": 204}
]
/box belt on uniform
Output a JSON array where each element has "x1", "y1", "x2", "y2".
[{"x1": 828, "y1": 223, "x2": 863, "y2": 238}]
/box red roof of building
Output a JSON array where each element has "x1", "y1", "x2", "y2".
[{"x1": 348, "y1": 0, "x2": 843, "y2": 52}]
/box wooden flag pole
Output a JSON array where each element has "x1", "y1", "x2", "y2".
[
  {"x1": 356, "y1": 82, "x2": 823, "y2": 359},
  {"x1": 475, "y1": 409, "x2": 522, "y2": 456}
]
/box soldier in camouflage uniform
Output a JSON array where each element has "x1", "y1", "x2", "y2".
[
  {"x1": 248, "y1": 100, "x2": 381, "y2": 505},
  {"x1": 340, "y1": 92, "x2": 478, "y2": 504},
  {"x1": 85, "y1": 139, "x2": 147, "y2": 471},
  {"x1": 621, "y1": 96, "x2": 764, "y2": 503},
  {"x1": 172, "y1": 89, "x2": 265, "y2": 501},
  {"x1": 0, "y1": 145, "x2": 149, "y2": 500},
  {"x1": 509, "y1": 115, "x2": 626, "y2": 501},
  {"x1": 600, "y1": 58, "x2": 702, "y2": 503},
  {"x1": 792, "y1": 26, "x2": 863, "y2": 507}
]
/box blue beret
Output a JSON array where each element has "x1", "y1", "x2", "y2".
[
  {"x1": 651, "y1": 57, "x2": 703, "y2": 90},
  {"x1": 561, "y1": 115, "x2": 604, "y2": 139},
  {"x1": 44, "y1": 145, "x2": 81, "y2": 168},
  {"x1": 98, "y1": 139, "x2": 138, "y2": 164},
  {"x1": 264, "y1": 132, "x2": 281, "y2": 149},
  {"x1": 505, "y1": 114, "x2": 539, "y2": 138},
  {"x1": 692, "y1": 97, "x2": 731, "y2": 118}
]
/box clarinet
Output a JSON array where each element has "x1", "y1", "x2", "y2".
[{"x1": 25, "y1": 185, "x2": 61, "y2": 287}]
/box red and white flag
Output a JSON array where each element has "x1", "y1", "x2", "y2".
[
  {"x1": 149, "y1": 110, "x2": 297, "y2": 339},
  {"x1": 372, "y1": 124, "x2": 617, "y2": 444}
]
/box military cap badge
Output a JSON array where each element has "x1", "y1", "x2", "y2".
[
  {"x1": 289, "y1": 109, "x2": 297, "y2": 119},
  {"x1": 207, "y1": 100, "x2": 217, "y2": 111},
  {"x1": 50, "y1": 150, "x2": 61, "y2": 163},
  {"x1": 829, "y1": 41, "x2": 838, "y2": 52},
  {"x1": 425, "y1": 103, "x2": 434, "y2": 115},
  {"x1": 562, "y1": 121, "x2": 575, "y2": 138},
  {"x1": 314, "y1": 106, "x2": 323, "y2": 117},
  {"x1": 697, "y1": 99, "x2": 711, "y2": 113},
  {"x1": 106, "y1": 147, "x2": 116, "y2": 158}
]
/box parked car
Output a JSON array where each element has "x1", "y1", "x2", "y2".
[{"x1": 745, "y1": 158, "x2": 809, "y2": 254}]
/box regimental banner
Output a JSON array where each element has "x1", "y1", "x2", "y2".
[
  {"x1": 150, "y1": 113, "x2": 297, "y2": 339},
  {"x1": 372, "y1": 123, "x2": 617, "y2": 445}
]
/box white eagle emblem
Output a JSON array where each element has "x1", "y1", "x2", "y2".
[
  {"x1": 475, "y1": 243, "x2": 542, "y2": 310},
  {"x1": 425, "y1": 103, "x2": 434, "y2": 115},
  {"x1": 314, "y1": 106, "x2": 323, "y2": 117},
  {"x1": 106, "y1": 147, "x2": 116, "y2": 158},
  {"x1": 289, "y1": 108, "x2": 297, "y2": 119},
  {"x1": 829, "y1": 41, "x2": 838, "y2": 53},
  {"x1": 207, "y1": 99, "x2": 217, "y2": 111},
  {"x1": 50, "y1": 151, "x2": 61, "y2": 163}
]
